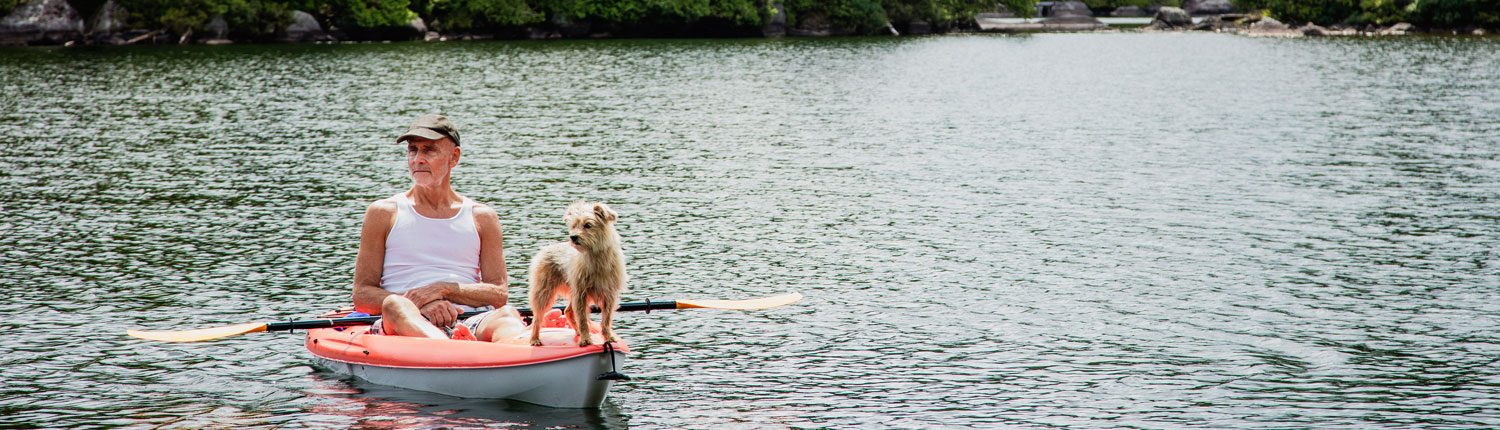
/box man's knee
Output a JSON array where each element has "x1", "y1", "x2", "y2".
[{"x1": 381, "y1": 294, "x2": 415, "y2": 315}]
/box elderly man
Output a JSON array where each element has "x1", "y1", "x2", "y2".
[{"x1": 351, "y1": 114, "x2": 517, "y2": 341}]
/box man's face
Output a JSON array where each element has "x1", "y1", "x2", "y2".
[{"x1": 405, "y1": 136, "x2": 459, "y2": 184}]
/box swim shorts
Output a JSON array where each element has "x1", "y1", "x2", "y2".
[{"x1": 367, "y1": 308, "x2": 497, "y2": 337}]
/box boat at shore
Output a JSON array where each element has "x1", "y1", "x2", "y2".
[{"x1": 305, "y1": 318, "x2": 629, "y2": 408}]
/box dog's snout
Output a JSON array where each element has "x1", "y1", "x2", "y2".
[{"x1": 569, "y1": 235, "x2": 580, "y2": 244}]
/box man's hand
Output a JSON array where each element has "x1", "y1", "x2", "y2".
[
  {"x1": 404, "y1": 282, "x2": 456, "y2": 308},
  {"x1": 420, "y1": 299, "x2": 461, "y2": 328}
]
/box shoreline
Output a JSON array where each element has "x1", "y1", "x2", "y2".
[
  {"x1": 6, "y1": 24, "x2": 1493, "y2": 50},
  {"x1": 3, "y1": 4, "x2": 1494, "y2": 49},
  {"x1": 974, "y1": 12, "x2": 1492, "y2": 37},
  {"x1": 4, "y1": 25, "x2": 1492, "y2": 49}
]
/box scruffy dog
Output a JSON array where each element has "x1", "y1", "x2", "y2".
[{"x1": 529, "y1": 201, "x2": 628, "y2": 347}]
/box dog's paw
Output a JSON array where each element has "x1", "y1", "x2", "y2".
[
  {"x1": 577, "y1": 336, "x2": 595, "y2": 347},
  {"x1": 529, "y1": 337, "x2": 544, "y2": 347}
]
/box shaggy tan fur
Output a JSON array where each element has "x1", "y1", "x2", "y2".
[{"x1": 528, "y1": 201, "x2": 628, "y2": 347}]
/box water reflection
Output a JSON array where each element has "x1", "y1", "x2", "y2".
[{"x1": 305, "y1": 371, "x2": 624, "y2": 429}]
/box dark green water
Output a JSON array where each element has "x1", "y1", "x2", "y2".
[{"x1": 2, "y1": 34, "x2": 1498, "y2": 428}]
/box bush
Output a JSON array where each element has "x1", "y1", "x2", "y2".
[
  {"x1": 1407, "y1": 0, "x2": 1500, "y2": 27},
  {"x1": 0, "y1": 0, "x2": 24, "y2": 14},
  {"x1": 318, "y1": 0, "x2": 415, "y2": 27},
  {"x1": 431, "y1": 0, "x2": 543, "y2": 30},
  {"x1": 117, "y1": 0, "x2": 293, "y2": 38},
  {"x1": 219, "y1": 0, "x2": 294, "y2": 38},
  {"x1": 884, "y1": 0, "x2": 1008, "y2": 25},
  {"x1": 1234, "y1": 0, "x2": 1360, "y2": 24},
  {"x1": 1234, "y1": 0, "x2": 1500, "y2": 27},
  {"x1": 783, "y1": 0, "x2": 887, "y2": 32}
]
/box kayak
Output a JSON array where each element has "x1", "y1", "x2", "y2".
[
  {"x1": 305, "y1": 313, "x2": 629, "y2": 408},
  {"x1": 125, "y1": 294, "x2": 803, "y2": 407}
]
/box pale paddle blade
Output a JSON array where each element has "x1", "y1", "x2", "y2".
[
  {"x1": 127, "y1": 322, "x2": 269, "y2": 342},
  {"x1": 676, "y1": 293, "x2": 803, "y2": 310}
]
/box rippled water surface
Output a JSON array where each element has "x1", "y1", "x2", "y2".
[{"x1": 3, "y1": 33, "x2": 1499, "y2": 428}]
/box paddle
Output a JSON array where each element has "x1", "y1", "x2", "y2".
[{"x1": 127, "y1": 293, "x2": 803, "y2": 342}]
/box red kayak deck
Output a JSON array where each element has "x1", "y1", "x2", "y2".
[{"x1": 306, "y1": 313, "x2": 628, "y2": 369}]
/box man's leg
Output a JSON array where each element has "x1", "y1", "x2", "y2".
[
  {"x1": 474, "y1": 306, "x2": 525, "y2": 342},
  {"x1": 380, "y1": 294, "x2": 447, "y2": 339}
]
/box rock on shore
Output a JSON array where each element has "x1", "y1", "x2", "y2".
[
  {"x1": 280, "y1": 10, "x2": 332, "y2": 42},
  {"x1": 85, "y1": 0, "x2": 127, "y2": 44},
  {"x1": 1183, "y1": 0, "x2": 1234, "y2": 15},
  {"x1": 1379, "y1": 22, "x2": 1416, "y2": 35},
  {"x1": 1144, "y1": 7, "x2": 1192, "y2": 30},
  {"x1": 1049, "y1": 1, "x2": 1092, "y2": 17},
  {"x1": 1247, "y1": 16, "x2": 1288, "y2": 32},
  {"x1": 0, "y1": 0, "x2": 83, "y2": 45},
  {"x1": 204, "y1": 15, "x2": 229, "y2": 40},
  {"x1": 1110, "y1": 6, "x2": 1148, "y2": 17},
  {"x1": 1299, "y1": 24, "x2": 1329, "y2": 36}
]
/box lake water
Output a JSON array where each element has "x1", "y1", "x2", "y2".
[{"x1": 2, "y1": 33, "x2": 1498, "y2": 428}]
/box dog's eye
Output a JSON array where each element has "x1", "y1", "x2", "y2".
[{"x1": 583, "y1": 223, "x2": 592, "y2": 229}]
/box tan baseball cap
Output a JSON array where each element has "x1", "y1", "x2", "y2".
[{"x1": 396, "y1": 114, "x2": 461, "y2": 146}]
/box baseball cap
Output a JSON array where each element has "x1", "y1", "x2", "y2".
[{"x1": 396, "y1": 114, "x2": 461, "y2": 146}]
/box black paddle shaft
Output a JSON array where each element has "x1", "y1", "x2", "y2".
[{"x1": 265, "y1": 299, "x2": 679, "y2": 332}]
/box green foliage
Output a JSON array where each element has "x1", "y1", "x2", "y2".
[
  {"x1": 0, "y1": 0, "x2": 23, "y2": 14},
  {"x1": 784, "y1": 0, "x2": 887, "y2": 32},
  {"x1": 119, "y1": 0, "x2": 291, "y2": 37},
  {"x1": 1234, "y1": 0, "x2": 1499, "y2": 27},
  {"x1": 1001, "y1": 0, "x2": 1036, "y2": 18},
  {"x1": 73, "y1": 0, "x2": 1500, "y2": 41},
  {"x1": 884, "y1": 0, "x2": 1004, "y2": 24},
  {"x1": 708, "y1": 0, "x2": 769, "y2": 26},
  {"x1": 1234, "y1": 0, "x2": 1359, "y2": 24},
  {"x1": 123, "y1": 0, "x2": 209, "y2": 34},
  {"x1": 432, "y1": 0, "x2": 542, "y2": 30},
  {"x1": 835, "y1": 0, "x2": 890, "y2": 30},
  {"x1": 1348, "y1": 0, "x2": 1407, "y2": 25},
  {"x1": 158, "y1": 5, "x2": 207, "y2": 33},
  {"x1": 323, "y1": 0, "x2": 416, "y2": 27},
  {"x1": 218, "y1": 0, "x2": 294, "y2": 37},
  {"x1": 540, "y1": 0, "x2": 768, "y2": 26},
  {"x1": 1407, "y1": 0, "x2": 1500, "y2": 27}
]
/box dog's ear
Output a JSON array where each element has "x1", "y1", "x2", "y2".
[{"x1": 593, "y1": 203, "x2": 617, "y2": 223}]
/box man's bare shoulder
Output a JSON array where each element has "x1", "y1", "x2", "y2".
[
  {"x1": 364, "y1": 197, "x2": 399, "y2": 219},
  {"x1": 471, "y1": 202, "x2": 499, "y2": 219}
]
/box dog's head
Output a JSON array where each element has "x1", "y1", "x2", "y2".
[{"x1": 562, "y1": 201, "x2": 619, "y2": 251}]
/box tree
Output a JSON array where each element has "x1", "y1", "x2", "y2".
[
  {"x1": 316, "y1": 0, "x2": 416, "y2": 27},
  {"x1": 432, "y1": 0, "x2": 543, "y2": 30},
  {"x1": 1233, "y1": 0, "x2": 1360, "y2": 24},
  {"x1": 1233, "y1": 0, "x2": 1500, "y2": 27}
]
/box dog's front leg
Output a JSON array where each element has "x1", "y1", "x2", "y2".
[
  {"x1": 598, "y1": 292, "x2": 619, "y2": 343},
  {"x1": 571, "y1": 289, "x2": 594, "y2": 346}
]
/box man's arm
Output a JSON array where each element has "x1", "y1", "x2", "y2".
[{"x1": 351, "y1": 199, "x2": 397, "y2": 314}]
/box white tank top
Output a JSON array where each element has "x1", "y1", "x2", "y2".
[{"x1": 381, "y1": 193, "x2": 482, "y2": 310}]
